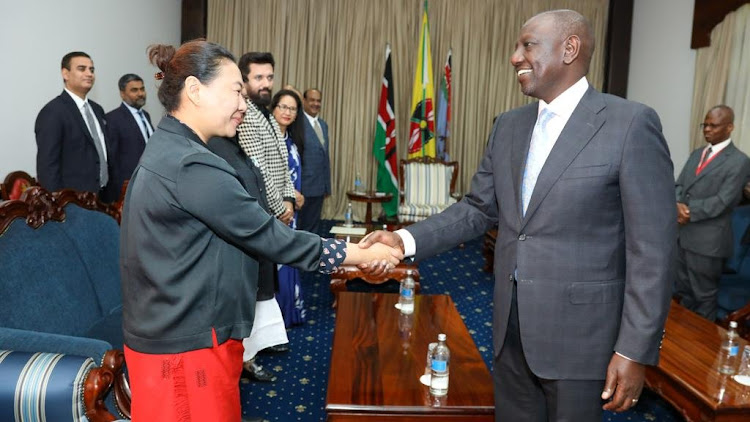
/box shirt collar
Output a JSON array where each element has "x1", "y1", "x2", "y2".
[
  {"x1": 538, "y1": 76, "x2": 589, "y2": 118},
  {"x1": 707, "y1": 138, "x2": 732, "y2": 154},
  {"x1": 159, "y1": 115, "x2": 206, "y2": 147},
  {"x1": 304, "y1": 111, "x2": 318, "y2": 125},
  {"x1": 64, "y1": 88, "x2": 89, "y2": 109},
  {"x1": 122, "y1": 101, "x2": 142, "y2": 114}
]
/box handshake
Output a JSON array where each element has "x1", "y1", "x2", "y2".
[{"x1": 343, "y1": 230, "x2": 406, "y2": 275}]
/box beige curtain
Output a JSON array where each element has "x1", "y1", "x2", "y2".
[
  {"x1": 725, "y1": 5, "x2": 750, "y2": 152},
  {"x1": 689, "y1": 11, "x2": 736, "y2": 151},
  {"x1": 207, "y1": 0, "x2": 609, "y2": 221}
]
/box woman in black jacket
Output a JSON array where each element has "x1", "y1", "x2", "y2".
[{"x1": 120, "y1": 40, "x2": 402, "y2": 422}]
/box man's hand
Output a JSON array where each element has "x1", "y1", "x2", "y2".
[
  {"x1": 357, "y1": 230, "x2": 405, "y2": 276},
  {"x1": 601, "y1": 353, "x2": 645, "y2": 412},
  {"x1": 279, "y1": 201, "x2": 294, "y2": 225},
  {"x1": 676, "y1": 202, "x2": 690, "y2": 225},
  {"x1": 294, "y1": 190, "x2": 305, "y2": 210}
]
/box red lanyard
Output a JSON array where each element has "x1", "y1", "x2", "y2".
[{"x1": 695, "y1": 148, "x2": 720, "y2": 175}]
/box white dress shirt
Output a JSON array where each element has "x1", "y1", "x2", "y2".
[
  {"x1": 65, "y1": 88, "x2": 107, "y2": 159},
  {"x1": 397, "y1": 77, "x2": 590, "y2": 256},
  {"x1": 123, "y1": 102, "x2": 153, "y2": 141}
]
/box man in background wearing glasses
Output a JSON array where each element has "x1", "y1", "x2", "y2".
[{"x1": 675, "y1": 105, "x2": 750, "y2": 321}]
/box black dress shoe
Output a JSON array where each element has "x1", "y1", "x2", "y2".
[
  {"x1": 241, "y1": 361, "x2": 277, "y2": 382},
  {"x1": 242, "y1": 417, "x2": 265, "y2": 422},
  {"x1": 259, "y1": 343, "x2": 290, "y2": 354}
]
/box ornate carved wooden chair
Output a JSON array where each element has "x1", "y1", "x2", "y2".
[
  {"x1": 0, "y1": 170, "x2": 38, "y2": 200},
  {"x1": 398, "y1": 157, "x2": 460, "y2": 223},
  {"x1": 0, "y1": 187, "x2": 129, "y2": 420}
]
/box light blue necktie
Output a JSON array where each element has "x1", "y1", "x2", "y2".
[{"x1": 521, "y1": 109, "x2": 555, "y2": 216}]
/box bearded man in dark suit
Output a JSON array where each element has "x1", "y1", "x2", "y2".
[{"x1": 106, "y1": 73, "x2": 153, "y2": 188}]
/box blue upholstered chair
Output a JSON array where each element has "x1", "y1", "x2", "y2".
[
  {"x1": 0, "y1": 188, "x2": 129, "y2": 421},
  {"x1": 717, "y1": 205, "x2": 750, "y2": 321}
]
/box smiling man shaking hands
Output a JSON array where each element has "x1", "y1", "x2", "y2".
[{"x1": 359, "y1": 9, "x2": 676, "y2": 421}]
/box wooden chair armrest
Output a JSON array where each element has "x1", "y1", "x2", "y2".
[
  {"x1": 83, "y1": 367, "x2": 117, "y2": 422},
  {"x1": 721, "y1": 301, "x2": 750, "y2": 340},
  {"x1": 101, "y1": 349, "x2": 131, "y2": 419}
]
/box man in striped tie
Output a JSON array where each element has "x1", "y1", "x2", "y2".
[
  {"x1": 106, "y1": 73, "x2": 154, "y2": 192},
  {"x1": 675, "y1": 105, "x2": 750, "y2": 321}
]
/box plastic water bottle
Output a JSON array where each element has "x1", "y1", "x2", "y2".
[
  {"x1": 354, "y1": 173, "x2": 363, "y2": 193},
  {"x1": 398, "y1": 269, "x2": 415, "y2": 314},
  {"x1": 344, "y1": 202, "x2": 353, "y2": 227},
  {"x1": 719, "y1": 321, "x2": 740, "y2": 375},
  {"x1": 430, "y1": 333, "x2": 450, "y2": 396}
]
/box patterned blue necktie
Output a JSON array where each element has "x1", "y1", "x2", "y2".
[
  {"x1": 521, "y1": 109, "x2": 555, "y2": 216},
  {"x1": 138, "y1": 110, "x2": 152, "y2": 140}
]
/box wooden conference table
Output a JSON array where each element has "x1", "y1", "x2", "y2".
[
  {"x1": 645, "y1": 302, "x2": 750, "y2": 421},
  {"x1": 326, "y1": 292, "x2": 494, "y2": 421}
]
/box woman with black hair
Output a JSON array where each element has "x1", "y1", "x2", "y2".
[
  {"x1": 120, "y1": 40, "x2": 402, "y2": 421},
  {"x1": 271, "y1": 89, "x2": 307, "y2": 327}
]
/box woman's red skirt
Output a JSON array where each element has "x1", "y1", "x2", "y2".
[{"x1": 124, "y1": 329, "x2": 244, "y2": 422}]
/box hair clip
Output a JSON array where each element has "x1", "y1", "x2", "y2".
[{"x1": 154, "y1": 71, "x2": 165, "y2": 80}]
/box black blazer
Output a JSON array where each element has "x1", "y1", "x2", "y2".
[
  {"x1": 207, "y1": 136, "x2": 278, "y2": 300},
  {"x1": 35, "y1": 90, "x2": 118, "y2": 202},
  {"x1": 106, "y1": 103, "x2": 152, "y2": 187},
  {"x1": 121, "y1": 116, "x2": 322, "y2": 354}
]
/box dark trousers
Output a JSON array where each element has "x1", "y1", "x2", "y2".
[
  {"x1": 674, "y1": 245, "x2": 724, "y2": 321},
  {"x1": 493, "y1": 284, "x2": 605, "y2": 422},
  {"x1": 298, "y1": 195, "x2": 324, "y2": 235}
]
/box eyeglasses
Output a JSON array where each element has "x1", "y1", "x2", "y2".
[
  {"x1": 276, "y1": 104, "x2": 297, "y2": 114},
  {"x1": 700, "y1": 123, "x2": 728, "y2": 130}
]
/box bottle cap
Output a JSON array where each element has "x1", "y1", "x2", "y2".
[
  {"x1": 730, "y1": 321, "x2": 738, "y2": 328},
  {"x1": 438, "y1": 333, "x2": 446, "y2": 341}
]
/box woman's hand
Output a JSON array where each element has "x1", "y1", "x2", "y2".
[{"x1": 294, "y1": 190, "x2": 305, "y2": 210}]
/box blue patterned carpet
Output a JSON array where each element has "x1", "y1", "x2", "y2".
[{"x1": 240, "y1": 220, "x2": 685, "y2": 421}]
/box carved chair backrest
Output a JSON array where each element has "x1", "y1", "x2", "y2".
[{"x1": 0, "y1": 171, "x2": 39, "y2": 201}]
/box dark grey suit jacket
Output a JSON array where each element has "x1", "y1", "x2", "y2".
[
  {"x1": 301, "y1": 116, "x2": 331, "y2": 197},
  {"x1": 406, "y1": 87, "x2": 676, "y2": 380},
  {"x1": 676, "y1": 142, "x2": 750, "y2": 258}
]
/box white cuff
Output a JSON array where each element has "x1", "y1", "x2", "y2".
[
  {"x1": 615, "y1": 352, "x2": 635, "y2": 362},
  {"x1": 395, "y1": 229, "x2": 416, "y2": 257}
]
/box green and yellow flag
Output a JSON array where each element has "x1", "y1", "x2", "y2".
[{"x1": 407, "y1": 0, "x2": 436, "y2": 159}]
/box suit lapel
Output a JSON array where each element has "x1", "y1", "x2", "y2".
[
  {"x1": 61, "y1": 91, "x2": 95, "y2": 145},
  {"x1": 121, "y1": 103, "x2": 148, "y2": 144},
  {"x1": 511, "y1": 105, "x2": 538, "y2": 223},
  {"x1": 521, "y1": 87, "x2": 606, "y2": 227},
  {"x1": 685, "y1": 144, "x2": 736, "y2": 190}
]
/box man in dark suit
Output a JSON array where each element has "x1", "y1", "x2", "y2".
[
  {"x1": 675, "y1": 105, "x2": 750, "y2": 321},
  {"x1": 106, "y1": 74, "x2": 153, "y2": 189},
  {"x1": 298, "y1": 88, "x2": 331, "y2": 235},
  {"x1": 360, "y1": 10, "x2": 676, "y2": 420},
  {"x1": 35, "y1": 51, "x2": 118, "y2": 202}
]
